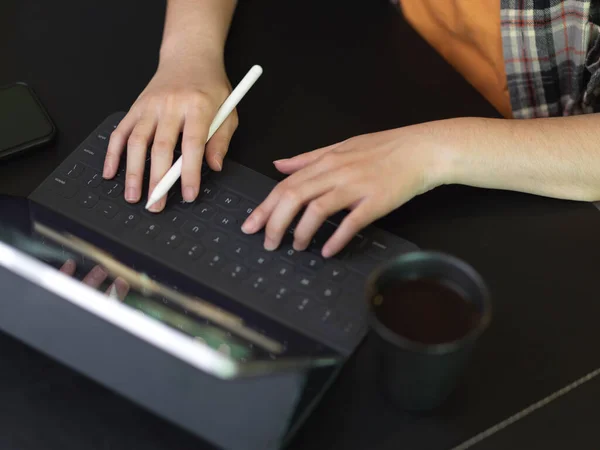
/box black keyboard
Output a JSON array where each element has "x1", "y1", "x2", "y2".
[{"x1": 29, "y1": 113, "x2": 418, "y2": 355}]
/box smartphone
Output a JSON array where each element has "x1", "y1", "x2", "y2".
[{"x1": 0, "y1": 82, "x2": 56, "y2": 160}]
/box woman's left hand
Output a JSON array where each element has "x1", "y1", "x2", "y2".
[{"x1": 241, "y1": 124, "x2": 452, "y2": 258}]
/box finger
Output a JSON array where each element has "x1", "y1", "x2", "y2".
[
  {"x1": 204, "y1": 112, "x2": 238, "y2": 172},
  {"x1": 147, "y1": 111, "x2": 184, "y2": 212},
  {"x1": 262, "y1": 179, "x2": 336, "y2": 251},
  {"x1": 242, "y1": 155, "x2": 343, "y2": 235},
  {"x1": 322, "y1": 200, "x2": 381, "y2": 258},
  {"x1": 125, "y1": 113, "x2": 158, "y2": 203},
  {"x1": 106, "y1": 277, "x2": 130, "y2": 301},
  {"x1": 59, "y1": 259, "x2": 76, "y2": 276},
  {"x1": 81, "y1": 265, "x2": 109, "y2": 289},
  {"x1": 272, "y1": 141, "x2": 343, "y2": 174},
  {"x1": 104, "y1": 112, "x2": 138, "y2": 178},
  {"x1": 181, "y1": 105, "x2": 212, "y2": 202},
  {"x1": 293, "y1": 188, "x2": 360, "y2": 251}
]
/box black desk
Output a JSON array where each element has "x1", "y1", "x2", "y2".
[{"x1": 2, "y1": 1, "x2": 600, "y2": 449}]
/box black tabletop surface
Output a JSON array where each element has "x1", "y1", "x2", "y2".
[{"x1": 2, "y1": 1, "x2": 600, "y2": 449}]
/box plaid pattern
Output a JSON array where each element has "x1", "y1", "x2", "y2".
[
  {"x1": 391, "y1": 0, "x2": 600, "y2": 118},
  {"x1": 501, "y1": 0, "x2": 600, "y2": 118}
]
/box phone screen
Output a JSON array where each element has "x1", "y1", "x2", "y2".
[{"x1": 0, "y1": 83, "x2": 54, "y2": 157}]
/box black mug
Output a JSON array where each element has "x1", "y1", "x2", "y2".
[{"x1": 366, "y1": 251, "x2": 491, "y2": 412}]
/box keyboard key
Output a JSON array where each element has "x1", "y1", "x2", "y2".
[
  {"x1": 181, "y1": 243, "x2": 204, "y2": 260},
  {"x1": 238, "y1": 200, "x2": 257, "y2": 218},
  {"x1": 202, "y1": 231, "x2": 228, "y2": 248},
  {"x1": 239, "y1": 229, "x2": 265, "y2": 245},
  {"x1": 78, "y1": 192, "x2": 99, "y2": 208},
  {"x1": 193, "y1": 203, "x2": 215, "y2": 220},
  {"x1": 323, "y1": 264, "x2": 347, "y2": 282},
  {"x1": 213, "y1": 213, "x2": 237, "y2": 230},
  {"x1": 318, "y1": 285, "x2": 339, "y2": 301},
  {"x1": 92, "y1": 131, "x2": 110, "y2": 148},
  {"x1": 273, "y1": 262, "x2": 294, "y2": 278},
  {"x1": 272, "y1": 286, "x2": 291, "y2": 301},
  {"x1": 79, "y1": 146, "x2": 105, "y2": 169},
  {"x1": 198, "y1": 184, "x2": 218, "y2": 201},
  {"x1": 343, "y1": 276, "x2": 366, "y2": 294},
  {"x1": 96, "y1": 200, "x2": 118, "y2": 218},
  {"x1": 279, "y1": 245, "x2": 301, "y2": 262},
  {"x1": 200, "y1": 252, "x2": 226, "y2": 269},
  {"x1": 181, "y1": 221, "x2": 206, "y2": 238},
  {"x1": 116, "y1": 211, "x2": 140, "y2": 228},
  {"x1": 83, "y1": 168, "x2": 102, "y2": 188},
  {"x1": 223, "y1": 263, "x2": 248, "y2": 280},
  {"x1": 296, "y1": 274, "x2": 315, "y2": 290},
  {"x1": 63, "y1": 162, "x2": 84, "y2": 179},
  {"x1": 114, "y1": 165, "x2": 127, "y2": 182},
  {"x1": 247, "y1": 274, "x2": 269, "y2": 292},
  {"x1": 101, "y1": 181, "x2": 123, "y2": 198},
  {"x1": 164, "y1": 211, "x2": 184, "y2": 227},
  {"x1": 158, "y1": 232, "x2": 183, "y2": 249},
  {"x1": 365, "y1": 236, "x2": 393, "y2": 259},
  {"x1": 346, "y1": 254, "x2": 379, "y2": 276},
  {"x1": 339, "y1": 233, "x2": 366, "y2": 259},
  {"x1": 247, "y1": 253, "x2": 272, "y2": 270},
  {"x1": 301, "y1": 253, "x2": 324, "y2": 271},
  {"x1": 312, "y1": 222, "x2": 338, "y2": 248},
  {"x1": 171, "y1": 194, "x2": 193, "y2": 211},
  {"x1": 288, "y1": 296, "x2": 316, "y2": 316},
  {"x1": 316, "y1": 307, "x2": 334, "y2": 325},
  {"x1": 217, "y1": 191, "x2": 240, "y2": 208},
  {"x1": 50, "y1": 176, "x2": 79, "y2": 199},
  {"x1": 337, "y1": 316, "x2": 361, "y2": 336},
  {"x1": 229, "y1": 241, "x2": 249, "y2": 259},
  {"x1": 140, "y1": 222, "x2": 161, "y2": 238}
]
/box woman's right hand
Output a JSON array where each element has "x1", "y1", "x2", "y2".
[
  {"x1": 102, "y1": 55, "x2": 238, "y2": 212},
  {"x1": 59, "y1": 260, "x2": 130, "y2": 301}
]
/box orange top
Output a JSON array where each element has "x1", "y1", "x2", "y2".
[{"x1": 398, "y1": 0, "x2": 511, "y2": 118}]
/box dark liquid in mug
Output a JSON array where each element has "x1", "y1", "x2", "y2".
[{"x1": 375, "y1": 279, "x2": 481, "y2": 345}]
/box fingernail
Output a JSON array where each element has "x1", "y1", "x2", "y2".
[
  {"x1": 273, "y1": 159, "x2": 288, "y2": 165},
  {"x1": 213, "y1": 155, "x2": 223, "y2": 171},
  {"x1": 149, "y1": 199, "x2": 162, "y2": 213},
  {"x1": 125, "y1": 187, "x2": 137, "y2": 202},
  {"x1": 90, "y1": 265, "x2": 108, "y2": 283},
  {"x1": 293, "y1": 241, "x2": 307, "y2": 252},
  {"x1": 264, "y1": 237, "x2": 277, "y2": 251},
  {"x1": 183, "y1": 186, "x2": 197, "y2": 202},
  {"x1": 241, "y1": 216, "x2": 256, "y2": 234},
  {"x1": 321, "y1": 245, "x2": 332, "y2": 258},
  {"x1": 103, "y1": 163, "x2": 112, "y2": 178}
]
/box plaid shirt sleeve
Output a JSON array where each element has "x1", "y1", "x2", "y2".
[{"x1": 500, "y1": 0, "x2": 600, "y2": 118}]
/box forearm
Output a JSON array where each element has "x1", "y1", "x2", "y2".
[
  {"x1": 159, "y1": 0, "x2": 237, "y2": 64},
  {"x1": 436, "y1": 114, "x2": 600, "y2": 201}
]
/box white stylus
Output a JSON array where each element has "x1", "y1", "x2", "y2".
[{"x1": 145, "y1": 65, "x2": 263, "y2": 210}]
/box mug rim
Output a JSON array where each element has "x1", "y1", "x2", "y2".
[{"x1": 366, "y1": 250, "x2": 492, "y2": 355}]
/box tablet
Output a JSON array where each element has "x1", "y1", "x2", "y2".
[
  {"x1": 0, "y1": 195, "x2": 340, "y2": 379},
  {"x1": 0, "y1": 194, "x2": 345, "y2": 448}
]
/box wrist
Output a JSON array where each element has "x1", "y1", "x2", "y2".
[
  {"x1": 407, "y1": 119, "x2": 465, "y2": 190},
  {"x1": 159, "y1": 0, "x2": 236, "y2": 69},
  {"x1": 159, "y1": 36, "x2": 224, "y2": 69}
]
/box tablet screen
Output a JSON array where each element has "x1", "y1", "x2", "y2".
[{"x1": 0, "y1": 195, "x2": 340, "y2": 376}]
